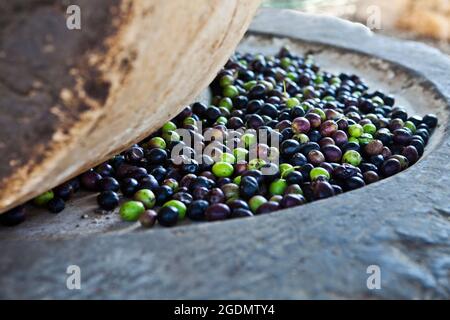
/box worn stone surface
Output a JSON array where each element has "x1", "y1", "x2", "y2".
[{"x1": 0, "y1": 9, "x2": 449, "y2": 299}]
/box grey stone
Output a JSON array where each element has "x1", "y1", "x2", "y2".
[{"x1": 0, "y1": 9, "x2": 449, "y2": 299}]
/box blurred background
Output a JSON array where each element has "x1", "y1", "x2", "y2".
[{"x1": 262, "y1": 0, "x2": 450, "y2": 55}]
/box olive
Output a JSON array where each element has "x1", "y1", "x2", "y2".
[
  {"x1": 154, "y1": 185, "x2": 174, "y2": 204},
  {"x1": 191, "y1": 176, "x2": 212, "y2": 190},
  {"x1": 216, "y1": 177, "x2": 232, "y2": 188},
  {"x1": 256, "y1": 201, "x2": 280, "y2": 214},
  {"x1": 292, "y1": 117, "x2": 311, "y2": 134},
  {"x1": 410, "y1": 139, "x2": 424, "y2": 156},
  {"x1": 53, "y1": 183, "x2": 74, "y2": 201},
  {"x1": 207, "y1": 188, "x2": 226, "y2": 204},
  {"x1": 319, "y1": 137, "x2": 335, "y2": 148},
  {"x1": 192, "y1": 186, "x2": 209, "y2": 200},
  {"x1": 320, "y1": 120, "x2": 338, "y2": 137},
  {"x1": 230, "y1": 209, "x2": 254, "y2": 219},
  {"x1": 179, "y1": 174, "x2": 197, "y2": 189},
  {"x1": 332, "y1": 164, "x2": 359, "y2": 180},
  {"x1": 246, "y1": 114, "x2": 265, "y2": 129},
  {"x1": 342, "y1": 150, "x2": 362, "y2": 166},
  {"x1": 97, "y1": 191, "x2": 120, "y2": 211},
  {"x1": 310, "y1": 167, "x2": 330, "y2": 181},
  {"x1": 290, "y1": 153, "x2": 308, "y2": 167},
  {"x1": 343, "y1": 141, "x2": 360, "y2": 152},
  {"x1": 163, "y1": 200, "x2": 187, "y2": 219},
  {"x1": 205, "y1": 203, "x2": 231, "y2": 221},
  {"x1": 269, "y1": 179, "x2": 288, "y2": 196},
  {"x1": 110, "y1": 155, "x2": 126, "y2": 170},
  {"x1": 402, "y1": 145, "x2": 419, "y2": 164},
  {"x1": 120, "y1": 178, "x2": 139, "y2": 197},
  {"x1": 299, "y1": 142, "x2": 320, "y2": 156},
  {"x1": 0, "y1": 206, "x2": 26, "y2": 226},
  {"x1": 139, "y1": 210, "x2": 158, "y2": 228},
  {"x1": 228, "y1": 199, "x2": 250, "y2": 211},
  {"x1": 285, "y1": 184, "x2": 303, "y2": 195},
  {"x1": 415, "y1": 128, "x2": 430, "y2": 143},
  {"x1": 212, "y1": 162, "x2": 234, "y2": 178},
  {"x1": 365, "y1": 139, "x2": 383, "y2": 156},
  {"x1": 312, "y1": 180, "x2": 335, "y2": 199},
  {"x1": 242, "y1": 169, "x2": 264, "y2": 184},
  {"x1": 332, "y1": 185, "x2": 343, "y2": 194},
  {"x1": 124, "y1": 147, "x2": 144, "y2": 163},
  {"x1": 69, "y1": 178, "x2": 81, "y2": 192},
  {"x1": 381, "y1": 158, "x2": 402, "y2": 177},
  {"x1": 390, "y1": 155, "x2": 409, "y2": 170},
  {"x1": 321, "y1": 145, "x2": 342, "y2": 163},
  {"x1": 239, "y1": 176, "x2": 259, "y2": 199},
  {"x1": 126, "y1": 167, "x2": 148, "y2": 181},
  {"x1": 134, "y1": 189, "x2": 156, "y2": 209},
  {"x1": 146, "y1": 148, "x2": 168, "y2": 165},
  {"x1": 80, "y1": 171, "x2": 102, "y2": 191},
  {"x1": 221, "y1": 183, "x2": 240, "y2": 200},
  {"x1": 187, "y1": 200, "x2": 209, "y2": 221},
  {"x1": 97, "y1": 177, "x2": 120, "y2": 192},
  {"x1": 393, "y1": 129, "x2": 412, "y2": 146},
  {"x1": 307, "y1": 150, "x2": 325, "y2": 166},
  {"x1": 279, "y1": 194, "x2": 306, "y2": 208},
  {"x1": 422, "y1": 114, "x2": 437, "y2": 128},
  {"x1": 261, "y1": 103, "x2": 279, "y2": 118},
  {"x1": 248, "y1": 195, "x2": 267, "y2": 213},
  {"x1": 370, "y1": 155, "x2": 384, "y2": 168},
  {"x1": 205, "y1": 106, "x2": 222, "y2": 122},
  {"x1": 138, "y1": 175, "x2": 159, "y2": 190},
  {"x1": 363, "y1": 171, "x2": 379, "y2": 184},
  {"x1": 344, "y1": 176, "x2": 365, "y2": 190},
  {"x1": 286, "y1": 171, "x2": 304, "y2": 185},
  {"x1": 157, "y1": 206, "x2": 179, "y2": 227},
  {"x1": 299, "y1": 163, "x2": 314, "y2": 180},
  {"x1": 95, "y1": 163, "x2": 115, "y2": 177},
  {"x1": 120, "y1": 201, "x2": 145, "y2": 221},
  {"x1": 359, "y1": 163, "x2": 378, "y2": 173},
  {"x1": 305, "y1": 113, "x2": 322, "y2": 128}
]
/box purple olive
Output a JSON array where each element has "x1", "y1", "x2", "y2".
[
  {"x1": 330, "y1": 131, "x2": 347, "y2": 147},
  {"x1": 332, "y1": 164, "x2": 359, "y2": 180},
  {"x1": 322, "y1": 145, "x2": 342, "y2": 163},
  {"x1": 205, "y1": 204, "x2": 231, "y2": 221},
  {"x1": 312, "y1": 180, "x2": 335, "y2": 199},
  {"x1": 207, "y1": 188, "x2": 225, "y2": 204},
  {"x1": 80, "y1": 171, "x2": 102, "y2": 191},
  {"x1": 319, "y1": 120, "x2": 338, "y2": 137},
  {"x1": 381, "y1": 158, "x2": 402, "y2": 177},
  {"x1": 279, "y1": 194, "x2": 306, "y2": 208},
  {"x1": 307, "y1": 150, "x2": 325, "y2": 166},
  {"x1": 292, "y1": 117, "x2": 311, "y2": 134},
  {"x1": 363, "y1": 171, "x2": 380, "y2": 184},
  {"x1": 402, "y1": 145, "x2": 419, "y2": 164},
  {"x1": 256, "y1": 201, "x2": 280, "y2": 214}
]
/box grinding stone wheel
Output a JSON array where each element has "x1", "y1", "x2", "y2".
[{"x1": 0, "y1": 0, "x2": 261, "y2": 213}]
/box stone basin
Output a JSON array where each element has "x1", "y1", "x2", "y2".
[{"x1": 0, "y1": 9, "x2": 449, "y2": 299}]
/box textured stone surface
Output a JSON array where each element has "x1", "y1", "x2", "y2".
[{"x1": 0, "y1": 9, "x2": 449, "y2": 299}]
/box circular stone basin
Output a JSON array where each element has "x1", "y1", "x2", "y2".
[{"x1": 1, "y1": 10, "x2": 449, "y2": 299}]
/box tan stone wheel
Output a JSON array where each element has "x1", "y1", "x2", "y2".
[{"x1": 0, "y1": 0, "x2": 261, "y2": 213}]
